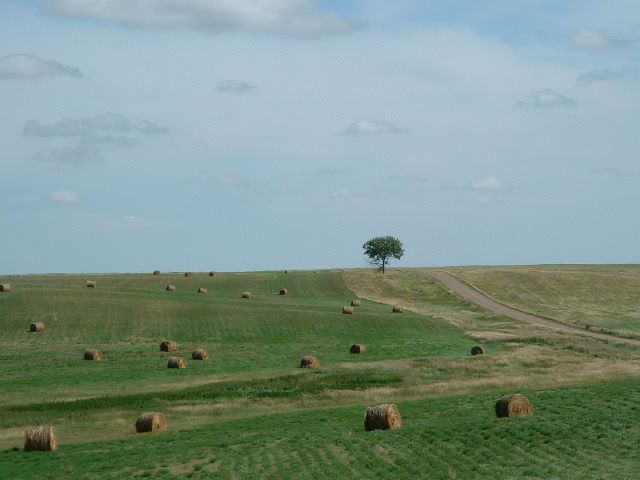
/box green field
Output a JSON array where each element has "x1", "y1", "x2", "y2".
[{"x1": 0, "y1": 267, "x2": 639, "y2": 479}]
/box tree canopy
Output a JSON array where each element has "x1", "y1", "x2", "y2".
[{"x1": 362, "y1": 236, "x2": 404, "y2": 274}]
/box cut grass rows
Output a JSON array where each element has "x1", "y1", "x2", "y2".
[
  {"x1": 1, "y1": 267, "x2": 640, "y2": 479},
  {"x1": 2, "y1": 380, "x2": 639, "y2": 479}
]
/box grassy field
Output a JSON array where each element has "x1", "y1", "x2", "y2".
[{"x1": 0, "y1": 267, "x2": 639, "y2": 479}]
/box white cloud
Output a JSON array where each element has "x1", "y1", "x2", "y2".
[
  {"x1": 24, "y1": 113, "x2": 169, "y2": 152},
  {"x1": 0, "y1": 54, "x2": 82, "y2": 79},
  {"x1": 217, "y1": 80, "x2": 256, "y2": 94},
  {"x1": 185, "y1": 172, "x2": 293, "y2": 197},
  {"x1": 473, "y1": 176, "x2": 505, "y2": 191},
  {"x1": 343, "y1": 118, "x2": 406, "y2": 135},
  {"x1": 25, "y1": 113, "x2": 132, "y2": 137},
  {"x1": 515, "y1": 89, "x2": 577, "y2": 109},
  {"x1": 136, "y1": 120, "x2": 171, "y2": 134},
  {"x1": 571, "y1": 29, "x2": 626, "y2": 50},
  {"x1": 32, "y1": 147, "x2": 105, "y2": 164},
  {"x1": 122, "y1": 215, "x2": 165, "y2": 230},
  {"x1": 44, "y1": 0, "x2": 360, "y2": 38},
  {"x1": 50, "y1": 190, "x2": 82, "y2": 203},
  {"x1": 317, "y1": 168, "x2": 347, "y2": 175},
  {"x1": 589, "y1": 167, "x2": 640, "y2": 178},
  {"x1": 576, "y1": 69, "x2": 622, "y2": 86},
  {"x1": 387, "y1": 172, "x2": 428, "y2": 183},
  {"x1": 330, "y1": 187, "x2": 384, "y2": 198}
]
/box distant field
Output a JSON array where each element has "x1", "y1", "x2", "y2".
[
  {"x1": 447, "y1": 265, "x2": 640, "y2": 334},
  {"x1": 0, "y1": 266, "x2": 639, "y2": 479}
]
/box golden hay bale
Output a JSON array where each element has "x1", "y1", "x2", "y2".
[
  {"x1": 209, "y1": 271, "x2": 218, "y2": 276},
  {"x1": 192, "y1": 348, "x2": 210, "y2": 360},
  {"x1": 166, "y1": 285, "x2": 176, "y2": 291},
  {"x1": 350, "y1": 344, "x2": 367, "y2": 354},
  {"x1": 185, "y1": 272, "x2": 193, "y2": 277},
  {"x1": 29, "y1": 322, "x2": 45, "y2": 333},
  {"x1": 392, "y1": 305, "x2": 404, "y2": 313},
  {"x1": 471, "y1": 346, "x2": 485, "y2": 355},
  {"x1": 24, "y1": 426, "x2": 58, "y2": 452},
  {"x1": 83, "y1": 349, "x2": 103, "y2": 361},
  {"x1": 300, "y1": 355, "x2": 319, "y2": 368},
  {"x1": 0, "y1": 284, "x2": 12, "y2": 292},
  {"x1": 160, "y1": 340, "x2": 178, "y2": 352},
  {"x1": 197, "y1": 287, "x2": 208, "y2": 294},
  {"x1": 279, "y1": 288, "x2": 288, "y2": 295},
  {"x1": 351, "y1": 299, "x2": 362, "y2": 307},
  {"x1": 153, "y1": 270, "x2": 161, "y2": 275},
  {"x1": 343, "y1": 306, "x2": 354, "y2": 314},
  {"x1": 135, "y1": 412, "x2": 167, "y2": 433},
  {"x1": 364, "y1": 404, "x2": 402, "y2": 431},
  {"x1": 242, "y1": 291, "x2": 252, "y2": 298},
  {"x1": 495, "y1": 393, "x2": 534, "y2": 418},
  {"x1": 167, "y1": 357, "x2": 187, "y2": 369},
  {"x1": 86, "y1": 280, "x2": 96, "y2": 288}
]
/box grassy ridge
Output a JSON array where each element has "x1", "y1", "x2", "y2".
[{"x1": 1, "y1": 267, "x2": 639, "y2": 479}]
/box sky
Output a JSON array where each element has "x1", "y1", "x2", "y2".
[{"x1": 1, "y1": 1, "x2": 639, "y2": 274}]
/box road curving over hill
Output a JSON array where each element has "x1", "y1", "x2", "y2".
[{"x1": 422, "y1": 270, "x2": 640, "y2": 347}]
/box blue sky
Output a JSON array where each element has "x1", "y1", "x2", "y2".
[{"x1": 1, "y1": 1, "x2": 639, "y2": 274}]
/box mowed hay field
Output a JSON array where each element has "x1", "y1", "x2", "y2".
[{"x1": 0, "y1": 267, "x2": 639, "y2": 479}]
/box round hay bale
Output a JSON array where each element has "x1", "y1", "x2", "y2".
[
  {"x1": 471, "y1": 346, "x2": 485, "y2": 355},
  {"x1": 279, "y1": 288, "x2": 288, "y2": 295},
  {"x1": 209, "y1": 271, "x2": 218, "y2": 276},
  {"x1": 343, "y1": 306, "x2": 354, "y2": 314},
  {"x1": 351, "y1": 299, "x2": 362, "y2": 307},
  {"x1": 135, "y1": 412, "x2": 167, "y2": 433},
  {"x1": 192, "y1": 348, "x2": 210, "y2": 360},
  {"x1": 365, "y1": 404, "x2": 402, "y2": 431},
  {"x1": 184, "y1": 272, "x2": 193, "y2": 277},
  {"x1": 392, "y1": 305, "x2": 404, "y2": 313},
  {"x1": 285, "y1": 270, "x2": 293, "y2": 274},
  {"x1": 167, "y1": 357, "x2": 187, "y2": 369},
  {"x1": 166, "y1": 285, "x2": 176, "y2": 291},
  {"x1": 197, "y1": 287, "x2": 208, "y2": 294},
  {"x1": 153, "y1": 270, "x2": 161, "y2": 275},
  {"x1": 24, "y1": 426, "x2": 57, "y2": 452},
  {"x1": 29, "y1": 322, "x2": 45, "y2": 333},
  {"x1": 350, "y1": 344, "x2": 367, "y2": 354},
  {"x1": 86, "y1": 280, "x2": 96, "y2": 288},
  {"x1": 300, "y1": 355, "x2": 319, "y2": 368},
  {"x1": 160, "y1": 340, "x2": 178, "y2": 352},
  {"x1": 242, "y1": 291, "x2": 252, "y2": 298},
  {"x1": 83, "y1": 349, "x2": 103, "y2": 361},
  {"x1": 0, "y1": 284, "x2": 12, "y2": 292},
  {"x1": 495, "y1": 393, "x2": 534, "y2": 418}
]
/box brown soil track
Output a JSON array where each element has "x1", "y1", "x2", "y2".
[{"x1": 421, "y1": 270, "x2": 640, "y2": 347}]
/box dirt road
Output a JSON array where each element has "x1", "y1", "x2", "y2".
[{"x1": 422, "y1": 270, "x2": 640, "y2": 347}]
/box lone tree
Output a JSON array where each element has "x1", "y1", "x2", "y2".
[{"x1": 363, "y1": 236, "x2": 404, "y2": 274}]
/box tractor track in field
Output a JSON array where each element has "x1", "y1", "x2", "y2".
[{"x1": 421, "y1": 270, "x2": 640, "y2": 347}]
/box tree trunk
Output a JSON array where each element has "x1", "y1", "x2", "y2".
[{"x1": 382, "y1": 258, "x2": 386, "y2": 273}]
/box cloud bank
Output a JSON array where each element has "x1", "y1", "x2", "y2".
[
  {"x1": 571, "y1": 29, "x2": 627, "y2": 50},
  {"x1": 515, "y1": 89, "x2": 577, "y2": 109},
  {"x1": 0, "y1": 54, "x2": 82, "y2": 79},
  {"x1": 343, "y1": 118, "x2": 406, "y2": 135},
  {"x1": 50, "y1": 190, "x2": 82, "y2": 203},
  {"x1": 44, "y1": 0, "x2": 360, "y2": 38},
  {"x1": 217, "y1": 80, "x2": 256, "y2": 94},
  {"x1": 32, "y1": 147, "x2": 105, "y2": 164},
  {"x1": 24, "y1": 113, "x2": 170, "y2": 158}
]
